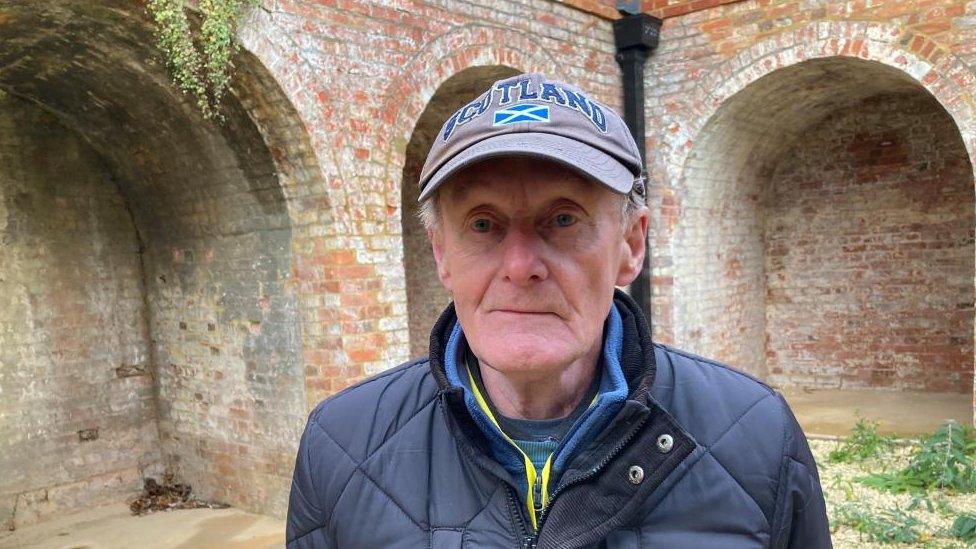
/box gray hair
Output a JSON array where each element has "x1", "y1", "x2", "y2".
[{"x1": 418, "y1": 180, "x2": 646, "y2": 232}]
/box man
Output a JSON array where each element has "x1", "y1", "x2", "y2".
[{"x1": 286, "y1": 73, "x2": 831, "y2": 548}]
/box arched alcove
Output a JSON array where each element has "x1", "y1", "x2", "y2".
[
  {"x1": 0, "y1": 0, "x2": 316, "y2": 527},
  {"x1": 674, "y1": 57, "x2": 974, "y2": 398},
  {"x1": 400, "y1": 65, "x2": 520, "y2": 358}
]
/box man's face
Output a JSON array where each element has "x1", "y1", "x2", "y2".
[{"x1": 428, "y1": 157, "x2": 647, "y2": 377}]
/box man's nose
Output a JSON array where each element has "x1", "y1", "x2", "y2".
[{"x1": 499, "y1": 228, "x2": 548, "y2": 285}]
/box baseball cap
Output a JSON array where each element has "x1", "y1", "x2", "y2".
[{"x1": 417, "y1": 73, "x2": 644, "y2": 202}]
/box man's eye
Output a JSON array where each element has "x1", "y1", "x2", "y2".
[
  {"x1": 554, "y1": 213, "x2": 576, "y2": 227},
  {"x1": 471, "y1": 218, "x2": 492, "y2": 232}
]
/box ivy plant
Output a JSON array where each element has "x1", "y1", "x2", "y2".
[{"x1": 147, "y1": 0, "x2": 258, "y2": 119}]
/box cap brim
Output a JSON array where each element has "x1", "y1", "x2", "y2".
[{"x1": 418, "y1": 132, "x2": 636, "y2": 202}]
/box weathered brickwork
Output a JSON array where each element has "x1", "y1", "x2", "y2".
[
  {"x1": 765, "y1": 90, "x2": 974, "y2": 391},
  {"x1": 0, "y1": 94, "x2": 161, "y2": 528},
  {"x1": 0, "y1": 0, "x2": 312, "y2": 526},
  {"x1": 3, "y1": 0, "x2": 976, "y2": 527},
  {"x1": 643, "y1": 2, "x2": 976, "y2": 395}
]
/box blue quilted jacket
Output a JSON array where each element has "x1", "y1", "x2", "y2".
[{"x1": 286, "y1": 290, "x2": 831, "y2": 548}]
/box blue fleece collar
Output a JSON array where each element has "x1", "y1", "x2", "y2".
[{"x1": 444, "y1": 303, "x2": 628, "y2": 495}]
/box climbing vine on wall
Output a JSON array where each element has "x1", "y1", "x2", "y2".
[{"x1": 147, "y1": 0, "x2": 257, "y2": 120}]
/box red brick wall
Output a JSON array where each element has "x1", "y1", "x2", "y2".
[
  {"x1": 765, "y1": 91, "x2": 974, "y2": 392},
  {"x1": 6, "y1": 0, "x2": 976, "y2": 526},
  {"x1": 643, "y1": 2, "x2": 976, "y2": 393}
]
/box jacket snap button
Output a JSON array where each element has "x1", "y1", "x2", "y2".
[
  {"x1": 628, "y1": 465, "x2": 644, "y2": 485},
  {"x1": 657, "y1": 434, "x2": 674, "y2": 453}
]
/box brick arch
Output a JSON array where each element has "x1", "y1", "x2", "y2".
[
  {"x1": 658, "y1": 23, "x2": 976, "y2": 401},
  {"x1": 237, "y1": 10, "x2": 334, "y2": 204},
  {"x1": 380, "y1": 25, "x2": 564, "y2": 195},
  {"x1": 238, "y1": 11, "x2": 382, "y2": 408},
  {"x1": 650, "y1": 20, "x2": 976, "y2": 350},
  {"x1": 0, "y1": 0, "x2": 332, "y2": 525},
  {"x1": 656, "y1": 21, "x2": 976, "y2": 184}
]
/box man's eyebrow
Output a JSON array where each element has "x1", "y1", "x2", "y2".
[{"x1": 545, "y1": 197, "x2": 592, "y2": 218}]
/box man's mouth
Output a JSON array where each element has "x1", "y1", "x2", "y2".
[{"x1": 492, "y1": 309, "x2": 557, "y2": 316}]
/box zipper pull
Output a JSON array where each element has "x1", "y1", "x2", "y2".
[{"x1": 523, "y1": 534, "x2": 538, "y2": 549}]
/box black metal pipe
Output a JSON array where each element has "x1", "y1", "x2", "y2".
[{"x1": 614, "y1": 7, "x2": 662, "y2": 324}]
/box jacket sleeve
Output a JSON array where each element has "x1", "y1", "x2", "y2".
[
  {"x1": 771, "y1": 394, "x2": 833, "y2": 548},
  {"x1": 286, "y1": 405, "x2": 358, "y2": 548}
]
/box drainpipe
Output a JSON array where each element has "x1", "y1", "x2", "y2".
[{"x1": 614, "y1": 2, "x2": 662, "y2": 322}]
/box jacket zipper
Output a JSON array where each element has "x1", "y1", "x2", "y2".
[
  {"x1": 530, "y1": 412, "x2": 651, "y2": 546},
  {"x1": 446, "y1": 391, "x2": 653, "y2": 548},
  {"x1": 506, "y1": 484, "x2": 536, "y2": 549},
  {"x1": 533, "y1": 475, "x2": 543, "y2": 516}
]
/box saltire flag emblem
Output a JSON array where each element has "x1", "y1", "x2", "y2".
[{"x1": 493, "y1": 103, "x2": 550, "y2": 126}]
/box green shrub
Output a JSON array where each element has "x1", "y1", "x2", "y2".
[
  {"x1": 833, "y1": 503, "x2": 925, "y2": 544},
  {"x1": 861, "y1": 420, "x2": 976, "y2": 494},
  {"x1": 147, "y1": 0, "x2": 258, "y2": 119},
  {"x1": 828, "y1": 414, "x2": 896, "y2": 463},
  {"x1": 949, "y1": 514, "x2": 976, "y2": 543}
]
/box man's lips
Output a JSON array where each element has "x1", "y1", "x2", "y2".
[{"x1": 491, "y1": 309, "x2": 558, "y2": 316}]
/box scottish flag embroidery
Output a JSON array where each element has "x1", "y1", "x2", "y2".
[{"x1": 493, "y1": 103, "x2": 550, "y2": 126}]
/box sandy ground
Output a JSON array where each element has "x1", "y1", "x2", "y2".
[
  {"x1": 782, "y1": 387, "x2": 971, "y2": 437},
  {"x1": 0, "y1": 503, "x2": 284, "y2": 549}
]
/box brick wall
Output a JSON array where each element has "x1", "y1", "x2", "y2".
[
  {"x1": 0, "y1": 0, "x2": 312, "y2": 524},
  {"x1": 644, "y1": 2, "x2": 976, "y2": 397},
  {"x1": 140, "y1": 86, "x2": 304, "y2": 518},
  {"x1": 5, "y1": 0, "x2": 976, "y2": 526},
  {"x1": 0, "y1": 93, "x2": 162, "y2": 528},
  {"x1": 765, "y1": 91, "x2": 974, "y2": 391}
]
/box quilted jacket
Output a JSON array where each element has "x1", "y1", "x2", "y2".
[{"x1": 286, "y1": 290, "x2": 831, "y2": 548}]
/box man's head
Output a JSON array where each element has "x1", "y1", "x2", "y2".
[{"x1": 417, "y1": 73, "x2": 648, "y2": 377}]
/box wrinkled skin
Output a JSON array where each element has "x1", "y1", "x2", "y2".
[{"x1": 428, "y1": 157, "x2": 647, "y2": 419}]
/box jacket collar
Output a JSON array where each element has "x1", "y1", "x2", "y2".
[
  {"x1": 429, "y1": 290, "x2": 697, "y2": 548},
  {"x1": 427, "y1": 289, "x2": 661, "y2": 481},
  {"x1": 428, "y1": 288, "x2": 657, "y2": 402},
  {"x1": 440, "y1": 301, "x2": 631, "y2": 497}
]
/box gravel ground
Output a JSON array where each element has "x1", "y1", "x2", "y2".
[{"x1": 810, "y1": 438, "x2": 976, "y2": 548}]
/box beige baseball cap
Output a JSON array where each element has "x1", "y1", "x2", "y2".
[{"x1": 417, "y1": 73, "x2": 644, "y2": 202}]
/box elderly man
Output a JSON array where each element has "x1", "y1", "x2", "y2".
[{"x1": 286, "y1": 73, "x2": 831, "y2": 548}]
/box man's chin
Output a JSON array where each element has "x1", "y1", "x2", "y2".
[{"x1": 470, "y1": 334, "x2": 577, "y2": 373}]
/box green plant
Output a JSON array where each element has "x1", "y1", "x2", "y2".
[
  {"x1": 833, "y1": 502, "x2": 926, "y2": 544},
  {"x1": 147, "y1": 0, "x2": 258, "y2": 119},
  {"x1": 861, "y1": 420, "x2": 976, "y2": 494},
  {"x1": 828, "y1": 414, "x2": 896, "y2": 463},
  {"x1": 949, "y1": 514, "x2": 976, "y2": 543},
  {"x1": 829, "y1": 472, "x2": 858, "y2": 501}
]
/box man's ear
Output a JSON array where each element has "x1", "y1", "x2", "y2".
[
  {"x1": 428, "y1": 226, "x2": 453, "y2": 292},
  {"x1": 615, "y1": 207, "x2": 648, "y2": 287}
]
